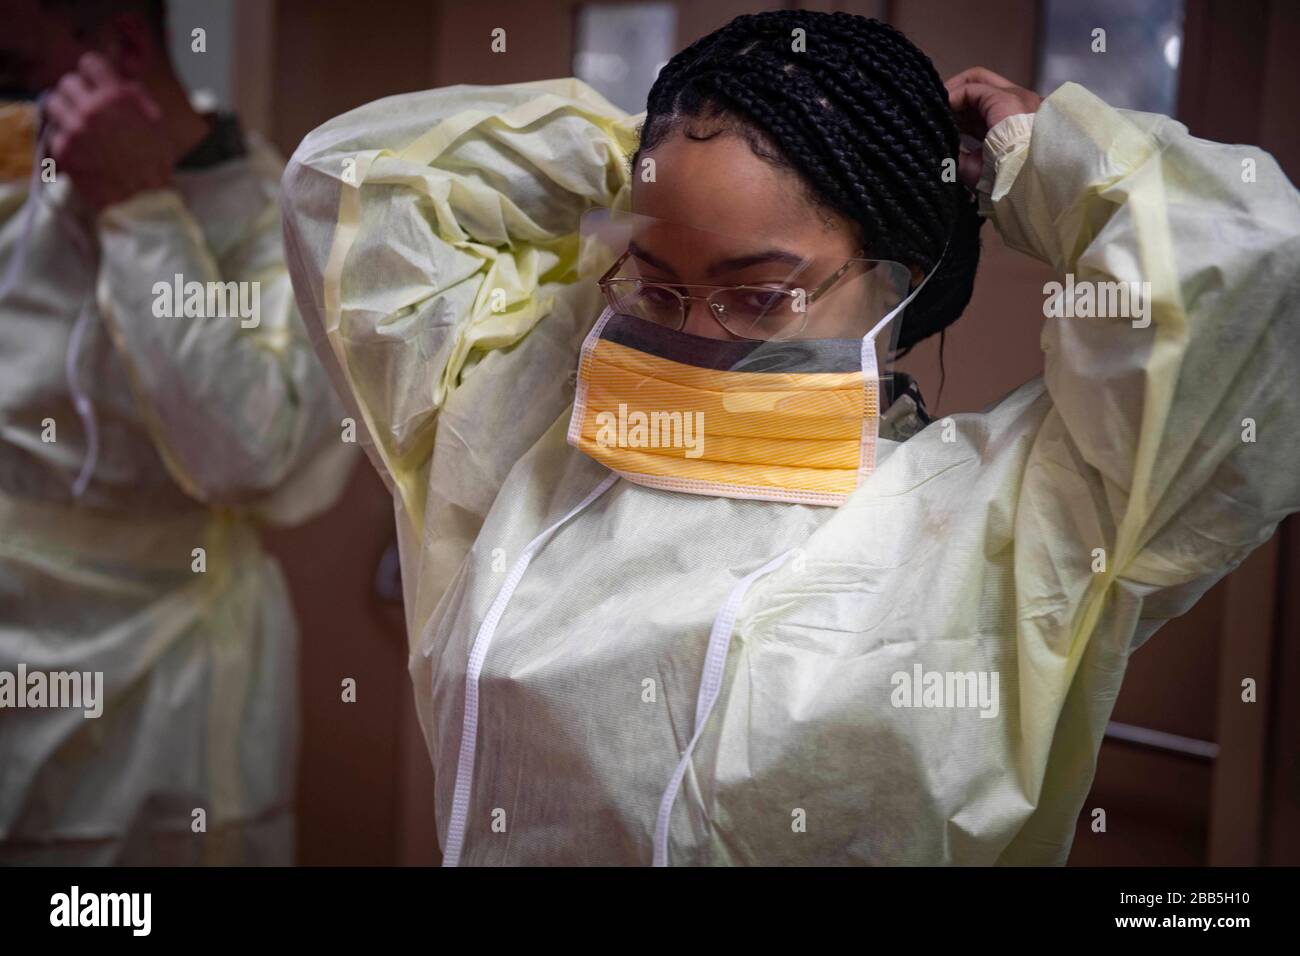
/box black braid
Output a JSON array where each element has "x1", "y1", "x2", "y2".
[{"x1": 635, "y1": 10, "x2": 982, "y2": 354}]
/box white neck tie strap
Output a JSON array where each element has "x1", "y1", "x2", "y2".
[
  {"x1": 652, "y1": 547, "x2": 796, "y2": 867},
  {"x1": 440, "y1": 471, "x2": 620, "y2": 867},
  {"x1": 440, "y1": 475, "x2": 799, "y2": 866}
]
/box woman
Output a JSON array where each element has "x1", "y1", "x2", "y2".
[{"x1": 281, "y1": 11, "x2": 1300, "y2": 864}]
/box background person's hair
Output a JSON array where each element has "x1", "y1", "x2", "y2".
[
  {"x1": 41, "y1": 0, "x2": 169, "y2": 47},
  {"x1": 636, "y1": 10, "x2": 982, "y2": 355}
]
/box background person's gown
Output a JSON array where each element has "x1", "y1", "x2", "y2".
[{"x1": 0, "y1": 109, "x2": 355, "y2": 864}]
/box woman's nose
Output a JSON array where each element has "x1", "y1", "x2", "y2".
[{"x1": 682, "y1": 299, "x2": 737, "y2": 340}]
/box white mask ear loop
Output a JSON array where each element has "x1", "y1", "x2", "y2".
[
  {"x1": 862, "y1": 243, "x2": 948, "y2": 355},
  {"x1": 859, "y1": 244, "x2": 948, "y2": 388},
  {"x1": 0, "y1": 97, "x2": 102, "y2": 500},
  {"x1": 857, "y1": 246, "x2": 946, "y2": 477}
]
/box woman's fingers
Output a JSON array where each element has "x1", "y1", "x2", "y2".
[
  {"x1": 948, "y1": 76, "x2": 1041, "y2": 140},
  {"x1": 958, "y1": 148, "x2": 983, "y2": 189},
  {"x1": 944, "y1": 66, "x2": 1017, "y2": 93},
  {"x1": 948, "y1": 80, "x2": 1003, "y2": 138}
]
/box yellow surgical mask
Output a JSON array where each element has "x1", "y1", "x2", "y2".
[{"x1": 567, "y1": 214, "x2": 938, "y2": 505}]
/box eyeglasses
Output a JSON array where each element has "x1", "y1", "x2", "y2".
[{"x1": 596, "y1": 249, "x2": 867, "y2": 341}]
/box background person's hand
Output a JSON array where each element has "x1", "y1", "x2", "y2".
[
  {"x1": 45, "y1": 52, "x2": 173, "y2": 212},
  {"x1": 945, "y1": 67, "x2": 1042, "y2": 188}
]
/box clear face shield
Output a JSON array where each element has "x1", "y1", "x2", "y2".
[
  {"x1": 569, "y1": 210, "x2": 928, "y2": 505},
  {"x1": 577, "y1": 208, "x2": 916, "y2": 398}
]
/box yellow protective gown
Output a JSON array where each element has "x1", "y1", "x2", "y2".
[
  {"x1": 281, "y1": 79, "x2": 1300, "y2": 864},
  {"x1": 0, "y1": 107, "x2": 356, "y2": 864}
]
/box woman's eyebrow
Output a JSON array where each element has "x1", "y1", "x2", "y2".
[
  {"x1": 628, "y1": 243, "x2": 808, "y2": 279},
  {"x1": 706, "y1": 250, "x2": 806, "y2": 277},
  {"x1": 627, "y1": 241, "x2": 679, "y2": 277}
]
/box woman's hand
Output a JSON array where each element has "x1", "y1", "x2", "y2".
[{"x1": 945, "y1": 67, "x2": 1042, "y2": 188}]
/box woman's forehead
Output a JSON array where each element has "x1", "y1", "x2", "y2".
[{"x1": 632, "y1": 131, "x2": 858, "y2": 257}]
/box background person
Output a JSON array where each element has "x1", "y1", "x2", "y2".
[{"x1": 0, "y1": 0, "x2": 355, "y2": 864}]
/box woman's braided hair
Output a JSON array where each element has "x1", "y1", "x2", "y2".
[{"x1": 636, "y1": 10, "x2": 981, "y2": 354}]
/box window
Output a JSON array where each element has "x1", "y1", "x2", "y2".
[
  {"x1": 1038, "y1": 0, "x2": 1185, "y2": 115},
  {"x1": 167, "y1": 0, "x2": 235, "y2": 111},
  {"x1": 574, "y1": 3, "x2": 677, "y2": 115}
]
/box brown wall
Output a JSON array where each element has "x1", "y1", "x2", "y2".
[
  {"x1": 242, "y1": 0, "x2": 1300, "y2": 865},
  {"x1": 270, "y1": 0, "x2": 440, "y2": 157}
]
